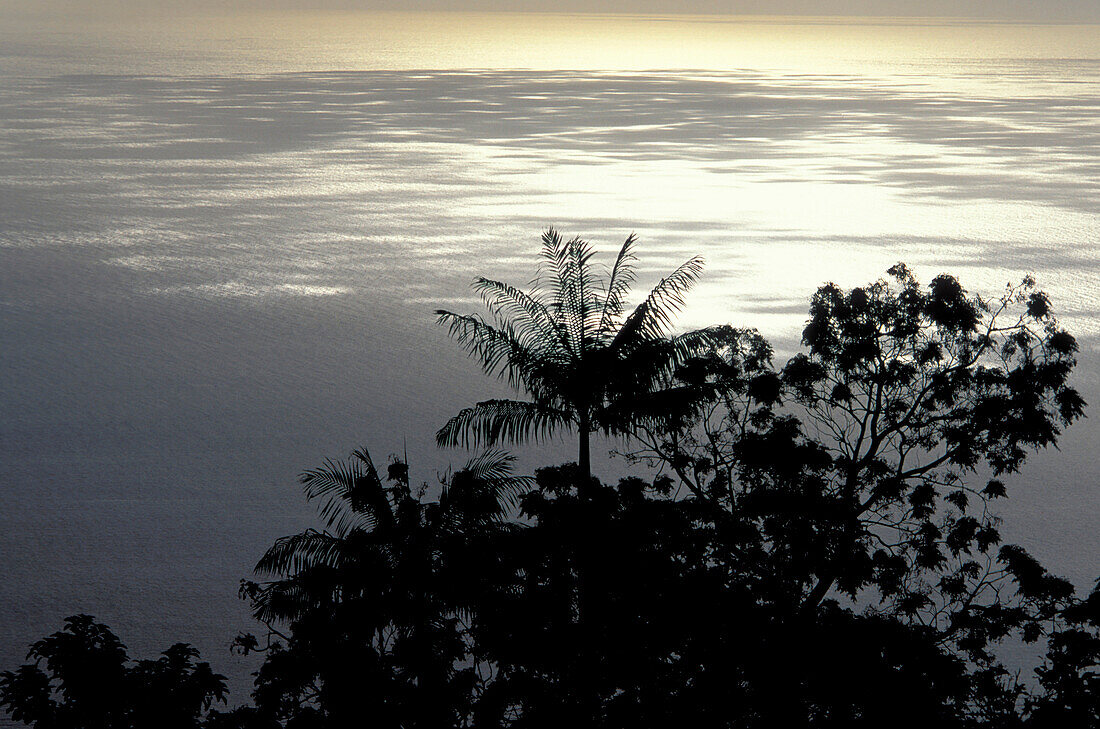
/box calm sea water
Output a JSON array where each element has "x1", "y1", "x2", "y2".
[{"x1": 1, "y1": 12, "x2": 1098, "y2": 702}]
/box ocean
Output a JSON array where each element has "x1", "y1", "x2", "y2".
[{"x1": 1, "y1": 11, "x2": 1098, "y2": 704}]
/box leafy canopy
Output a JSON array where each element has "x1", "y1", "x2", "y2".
[
  {"x1": 0, "y1": 615, "x2": 227, "y2": 729},
  {"x1": 631, "y1": 264, "x2": 1086, "y2": 660}
]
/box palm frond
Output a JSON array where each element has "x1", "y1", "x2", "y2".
[
  {"x1": 568, "y1": 234, "x2": 605, "y2": 347},
  {"x1": 255, "y1": 529, "x2": 349, "y2": 577},
  {"x1": 439, "y1": 449, "x2": 535, "y2": 524},
  {"x1": 299, "y1": 451, "x2": 392, "y2": 536},
  {"x1": 436, "y1": 398, "x2": 572, "y2": 449},
  {"x1": 667, "y1": 327, "x2": 720, "y2": 366},
  {"x1": 472, "y1": 277, "x2": 567, "y2": 358},
  {"x1": 250, "y1": 579, "x2": 326, "y2": 624},
  {"x1": 435, "y1": 310, "x2": 544, "y2": 389},
  {"x1": 597, "y1": 233, "x2": 639, "y2": 338},
  {"x1": 598, "y1": 383, "x2": 714, "y2": 435},
  {"x1": 613, "y1": 255, "x2": 705, "y2": 348},
  {"x1": 460, "y1": 449, "x2": 534, "y2": 508},
  {"x1": 593, "y1": 332, "x2": 714, "y2": 430},
  {"x1": 538, "y1": 228, "x2": 600, "y2": 357}
]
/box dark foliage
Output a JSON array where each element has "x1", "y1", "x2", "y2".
[
  {"x1": 228, "y1": 459, "x2": 1099, "y2": 728},
  {"x1": 630, "y1": 265, "x2": 1087, "y2": 659},
  {"x1": 472, "y1": 465, "x2": 979, "y2": 728},
  {"x1": 5, "y1": 262, "x2": 1096, "y2": 728},
  {"x1": 0, "y1": 615, "x2": 227, "y2": 728},
  {"x1": 220, "y1": 449, "x2": 530, "y2": 728}
]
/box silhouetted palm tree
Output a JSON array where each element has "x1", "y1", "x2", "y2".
[
  {"x1": 250, "y1": 447, "x2": 530, "y2": 623},
  {"x1": 241, "y1": 448, "x2": 530, "y2": 727},
  {"x1": 436, "y1": 228, "x2": 710, "y2": 481}
]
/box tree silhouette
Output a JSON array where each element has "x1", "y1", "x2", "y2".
[
  {"x1": 631, "y1": 264, "x2": 1086, "y2": 662},
  {"x1": 233, "y1": 448, "x2": 530, "y2": 728},
  {"x1": 1026, "y1": 578, "x2": 1100, "y2": 725},
  {"x1": 9, "y1": 255, "x2": 1094, "y2": 729},
  {"x1": 0, "y1": 615, "x2": 227, "y2": 729},
  {"x1": 436, "y1": 228, "x2": 711, "y2": 480}
]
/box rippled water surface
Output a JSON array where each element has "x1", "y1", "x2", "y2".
[{"x1": 1, "y1": 12, "x2": 1098, "y2": 700}]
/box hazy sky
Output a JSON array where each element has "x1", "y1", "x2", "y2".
[{"x1": 3, "y1": 0, "x2": 1099, "y2": 22}]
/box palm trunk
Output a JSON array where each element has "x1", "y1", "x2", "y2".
[
  {"x1": 574, "y1": 409, "x2": 599, "y2": 720},
  {"x1": 577, "y1": 405, "x2": 592, "y2": 485},
  {"x1": 578, "y1": 426, "x2": 591, "y2": 484}
]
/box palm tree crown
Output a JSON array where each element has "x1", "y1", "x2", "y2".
[
  {"x1": 249, "y1": 448, "x2": 530, "y2": 624},
  {"x1": 239, "y1": 448, "x2": 530, "y2": 726},
  {"x1": 436, "y1": 228, "x2": 711, "y2": 480}
]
